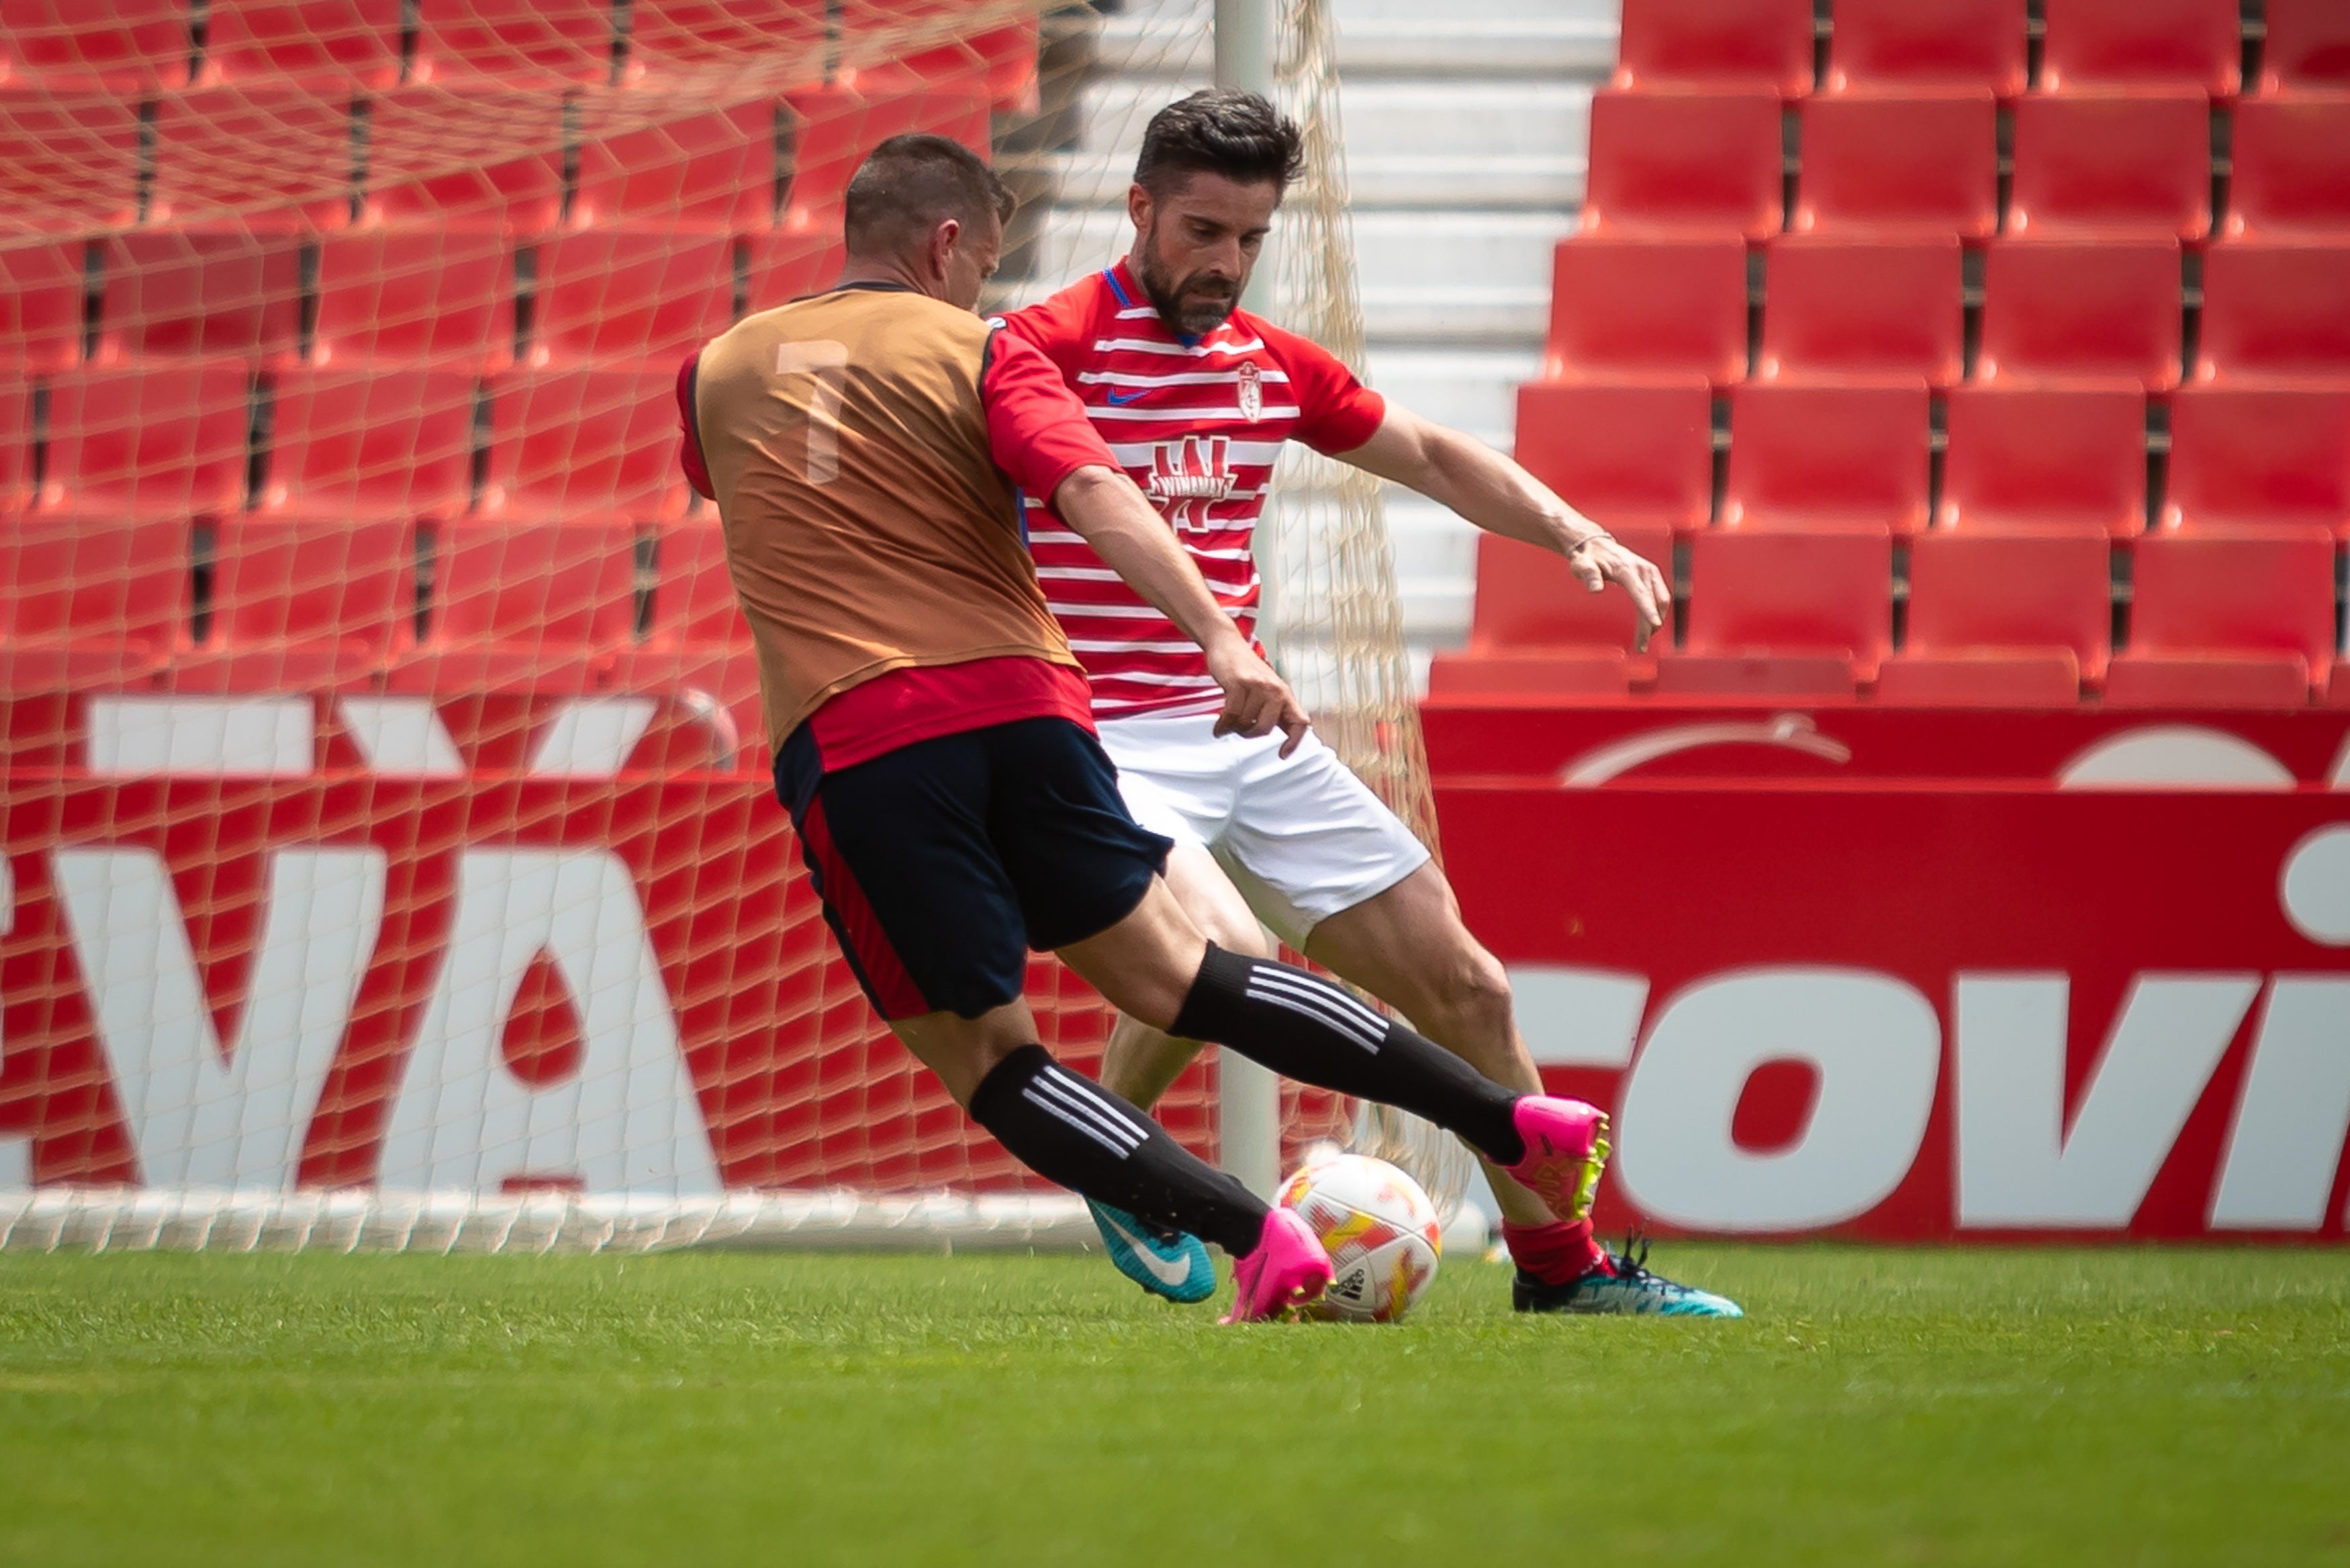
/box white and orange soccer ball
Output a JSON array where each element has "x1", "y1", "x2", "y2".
[{"x1": 1277, "y1": 1153, "x2": 1443, "y2": 1323}]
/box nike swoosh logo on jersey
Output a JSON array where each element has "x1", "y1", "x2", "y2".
[
  {"x1": 1100, "y1": 1210, "x2": 1196, "y2": 1287},
  {"x1": 1104, "y1": 389, "x2": 1145, "y2": 405}
]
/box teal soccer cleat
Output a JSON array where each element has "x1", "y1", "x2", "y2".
[
  {"x1": 1514, "y1": 1234, "x2": 1743, "y2": 1318},
  {"x1": 1087, "y1": 1199, "x2": 1217, "y2": 1304}
]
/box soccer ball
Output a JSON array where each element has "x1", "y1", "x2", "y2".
[{"x1": 1278, "y1": 1153, "x2": 1443, "y2": 1323}]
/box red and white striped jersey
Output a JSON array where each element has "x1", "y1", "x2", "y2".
[{"x1": 996, "y1": 259, "x2": 1386, "y2": 719}]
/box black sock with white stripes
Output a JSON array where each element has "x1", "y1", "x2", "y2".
[
  {"x1": 968, "y1": 1044, "x2": 1269, "y2": 1257},
  {"x1": 1170, "y1": 944, "x2": 1527, "y2": 1164}
]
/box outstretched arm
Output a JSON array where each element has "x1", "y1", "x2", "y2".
[
  {"x1": 1336, "y1": 402, "x2": 1671, "y2": 640},
  {"x1": 1051, "y1": 464, "x2": 1312, "y2": 757}
]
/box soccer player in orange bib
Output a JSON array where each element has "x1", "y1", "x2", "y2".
[
  {"x1": 677, "y1": 133, "x2": 1615, "y2": 1321},
  {"x1": 999, "y1": 92, "x2": 1739, "y2": 1316}
]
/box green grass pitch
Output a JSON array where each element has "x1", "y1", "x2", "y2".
[{"x1": 1, "y1": 1244, "x2": 2345, "y2": 1566}]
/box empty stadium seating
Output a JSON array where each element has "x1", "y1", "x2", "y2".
[
  {"x1": 782, "y1": 87, "x2": 994, "y2": 228},
  {"x1": 262, "y1": 367, "x2": 479, "y2": 522},
  {"x1": 1426, "y1": 526, "x2": 1677, "y2": 697},
  {"x1": 1661, "y1": 528, "x2": 1892, "y2": 693},
  {"x1": 1821, "y1": 0, "x2": 2028, "y2": 99},
  {"x1": 1, "y1": 242, "x2": 88, "y2": 375},
  {"x1": 410, "y1": 0, "x2": 615, "y2": 89},
  {"x1": 2224, "y1": 96, "x2": 2350, "y2": 241},
  {"x1": 173, "y1": 516, "x2": 415, "y2": 689},
  {"x1": 1754, "y1": 237, "x2": 1963, "y2": 387},
  {"x1": 1544, "y1": 236, "x2": 1748, "y2": 386},
  {"x1": 205, "y1": 0, "x2": 406, "y2": 91},
  {"x1": 2195, "y1": 242, "x2": 2350, "y2": 384},
  {"x1": 1515, "y1": 380, "x2": 1714, "y2": 538},
  {"x1": 307, "y1": 227, "x2": 517, "y2": 370},
  {"x1": 363, "y1": 89, "x2": 567, "y2": 235},
  {"x1": 484, "y1": 369, "x2": 692, "y2": 524},
  {"x1": 150, "y1": 88, "x2": 356, "y2": 230},
  {"x1": 571, "y1": 104, "x2": 778, "y2": 233},
  {"x1": 1611, "y1": 0, "x2": 1814, "y2": 96},
  {"x1": 2105, "y1": 531, "x2": 2337, "y2": 705},
  {"x1": 98, "y1": 232, "x2": 304, "y2": 362},
  {"x1": 1791, "y1": 92, "x2": 1999, "y2": 241},
  {"x1": 1940, "y1": 385, "x2": 2148, "y2": 537},
  {"x1": 0, "y1": 383, "x2": 28, "y2": 515},
  {"x1": 1722, "y1": 382, "x2": 1932, "y2": 536},
  {"x1": 41, "y1": 363, "x2": 252, "y2": 518},
  {"x1": 527, "y1": 230, "x2": 737, "y2": 367},
  {"x1": 1877, "y1": 530, "x2": 2111, "y2": 703},
  {"x1": 2007, "y1": 90, "x2": 2212, "y2": 243},
  {"x1": 2038, "y1": 0, "x2": 2242, "y2": 98},
  {"x1": 2259, "y1": 0, "x2": 2350, "y2": 95},
  {"x1": 0, "y1": 517, "x2": 190, "y2": 686},
  {"x1": 402, "y1": 518, "x2": 637, "y2": 665},
  {"x1": 642, "y1": 521, "x2": 747, "y2": 650},
  {"x1": 626, "y1": 0, "x2": 831, "y2": 79},
  {"x1": 1975, "y1": 239, "x2": 2183, "y2": 390},
  {"x1": 0, "y1": 91, "x2": 144, "y2": 232},
  {"x1": 2, "y1": 0, "x2": 195, "y2": 91},
  {"x1": 1579, "y1": 89, "x2": 1785, "y2": 240},
  {"x1": 745, "y1": 228, "x2": 847, "y2": 313},
  {"x1": 2161, "y1": 387, "x2": 2350, "y2": 535}
]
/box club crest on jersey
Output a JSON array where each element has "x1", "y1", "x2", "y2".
[
  {"x1": 1147, "y1": 436, "x2": 1236, "y2": 534},
  {"x1": 1237, "y1": 360, "x2": 1264, "y2": 423}
]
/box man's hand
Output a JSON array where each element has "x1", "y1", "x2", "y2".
[
  {"x1": 1568, "y1": 533, "x2": 1672, "y2": 650},
  {"x1": 1205, "y1": 637, "x2": 1313, "y2": 758}
]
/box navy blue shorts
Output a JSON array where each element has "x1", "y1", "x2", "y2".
[{"x1": 774, "y1": 716, "x2": 1175, "y2": 1022}]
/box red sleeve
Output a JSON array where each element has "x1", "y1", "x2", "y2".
[
  {"x1": 1260, "y1": 320, "x2": 1387, "y2": 456},
  {"x1": 675, "y1": 351, "x2": 715, "y2": 501},
  {"x1": 980, "y1": 328, "x2": 1120, "y2": 501},
  {"x1": 992, "y1": 285, "x2": 1093, "y2": 381}
]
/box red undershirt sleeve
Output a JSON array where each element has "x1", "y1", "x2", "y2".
[
  {"x1": 1263, "y1": 322, "x2": 1389, "y2": 456},
  {"x1": 675, "y1": 351, "x2": 715, "y2": 501},
  {"x1": 980, "y1": 328, "x2": 1121, "y2": 502}
]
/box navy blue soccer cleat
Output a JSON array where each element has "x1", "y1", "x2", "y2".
[
  {"x1": 1513, "y1": 1234, "x2": 1743, "y2": 1318},
  {"x1": 1088, "y1": 1199, "x2": 1217, "y2": 1304}
]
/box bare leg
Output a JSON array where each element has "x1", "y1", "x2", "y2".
[
  {"x1": 890, "y1": 999, "x2": 1049, "y2": 1108},
  {"x1": 1305, "y1": 862, "x2": 1555, "y2": 1228},
  {"x1": 1097, "y1": 846, "x2": 1272, "y2": 1110}
]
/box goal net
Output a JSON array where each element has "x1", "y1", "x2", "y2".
[{"x1": 0, "y1": 0, "x2": 1459, "y2": 1254}]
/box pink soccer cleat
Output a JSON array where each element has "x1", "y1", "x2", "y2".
[
  {"x1": 1220, "y1": 1207, "x2": 1335, "y2": 1324},
  {"x1": 1504, "y1": 1096, "x2": 1612, "y2": 1224}
]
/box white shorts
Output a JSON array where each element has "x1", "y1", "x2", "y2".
[{"x1": 1098, "y1": 710, "x2": 1432, "y2": 949}]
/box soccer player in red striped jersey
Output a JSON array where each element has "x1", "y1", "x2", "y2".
[{"x1": 1000, "y1": 91, "x2": 1739, "y2": 1316}]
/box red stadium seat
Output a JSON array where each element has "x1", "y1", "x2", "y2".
[
  {"x1": 1543, "y1": 236, "x2": 1748, "y2": 386},
  {"x1": 1467, "y1": 524, "x2": 1677, "y2": 654},
  {"x1": 263, "y1": 367, "x2": 477, "y2": 522},
  {"x1": 1887, "y1": 529, "x2": 2112, "y2": 699},
  {"x1": 1, "y1": 242, "x2": 88, "y2": 374},
  {"x1": 0, "y1": 92, "x2": 144, "y2": 232},
  {"x1": 2008, "y1": 91, "x2": 2212, "y2": 243},
  {"x1": 783, "y1": 87, "x2": 993, "y2": 229},
  {"x1": 0, "y1": 382, "x2": 28, "y2": 513},
  {"x1": 421, "y1": 520, "x2": 638, "y2": 651},
  {"x1": 745, "y1": 227, "x2": 845, "y2": 312},
  {"x1": 150, "y1": 88, "x2": 355, "y2": 230},
  {"x1": 2162, "y1": 386, "x2": 2350, "y2": 534},
  {"x1": 608, "y1": 518, "x2": 761, "y2": 761},
  {"x1": 1755, "y1": 236, "x2": 1963, "y2": 388},
  {"x1": 528, "y1": 230, "x2": 736, "y2": 367},
  {"x1": 1822, "y1": 0, "x2": 2028, "y2": 98},
  {"x1": 2196, "y1": 241, "x2": 2350, "y2": 384},
  {"x1": 1976, "y1": 238, "x2": 2183, "y2": 390},
  {"x1": 1723, "y1": 382, "x2": 1932, "y2": 536},
  {"x1": 41, "y1": 363, "x2": 251, "y2": 518},
  {"x1": 2040, "y1": 0, "x2": 2242, "y2": 97},
  {"x1": 626, "y1": 1, "x2": 829, "y2": 79},
  {"x1": 1515, "y1": 380, "x2": 1715, "y2": 537},
  {"x1": 2105, "y1": 530, "x2": 2335, "y2": 704},
  {"x1": 1940, "y1": 385, "x2": 2147, "y2": 537},
  {"x1": 307, "y1": 226, "x2": 516, "y2": 370},
  {"x1": 174, "y1": 516, "x2": 414, "y2": 689},
  {"x1": 363, "y1": 88, "x2": 566, "y2": 234},
  {"x1": 97, "y1": 232, "x2": 303, "y2": 362},
  {"x1": 2259, "y1": 0, "x2": 2350, "y2": 94},
  {"x1": 411, "y1": 0, "x2": 614, "y2": 88},
  {"x1": 2225, "y1": 95, "x2": 2350, "y2": 240},
  {"x1": 840, "y1": 11, "x2": 1040, "y2": 114},
  {"x1": 2, "y1": 0, "x2": 193, "y2": 91},
  {"x1": 643, "y1": 521, "x2": 746, "y2": 648},
  {"x1": 204, "y1": 0, "x2": 404, "y2": 90},
  {"x1": 1611, "y1": 0, "x2": 1815, "y2": 95},
  {"x1": 485, "y1": 368, "x2": 691, "y2": 524},
  {"x1": 1662, "y1": 527, "x2": 1892, "y2": 691},
  {"x1": 0, "y1": 516, "x2": 190, "y2": 683},
  {"x1": 1579, "y1": 89, "x2": 1785, "y2": 240},
  {"x1": 572, "y1": 104, "x2": 776, "y2": 232},
  {"x1": 1791, "y1": 91, "x2": 1998, "y2": 241}
]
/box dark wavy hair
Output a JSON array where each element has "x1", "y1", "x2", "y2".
[{"x1": 1133, "y1": 89, "x2": 1305, "y2": 197}]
